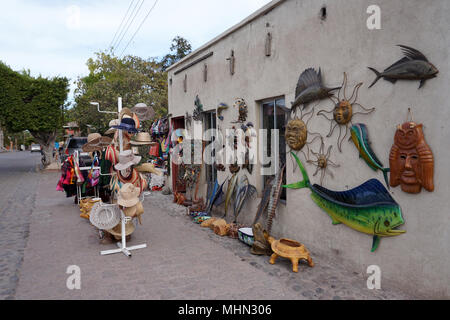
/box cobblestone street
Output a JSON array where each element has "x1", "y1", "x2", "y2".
[{"x1": 8, "y1": 167, "x2": 416, "y2": 300}]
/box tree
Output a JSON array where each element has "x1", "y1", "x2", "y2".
[
  {"x1": 160, "y1": 36, "x2": 193, "y2": 71},
  {"x1": 0, "y1": 61, "x2": 69, "y2": 165},
  {"x1": 73, "y1": 52, "x2": 169, "y2": 134}
]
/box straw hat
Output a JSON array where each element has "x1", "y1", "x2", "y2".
[
  {"x1": 105, "y1": 119, "x2": 120, "y2": 135},
  {"x1": 119, "y1": 108, "x2": 133, "y2": 120},
  {"x1": 123, "y1": 201, "x2": 144, "y2": 219},
  {"x1": 131, "y1": 132, "x2": 156, "y2": 146},
  {"x1": 82, "y1": 135, "x2": 113, "y2": 153},
  {"x1": 136, "y1": 163, "x2": 163, "y2": 175},
  {"x1": 117, "y1": 183, "x2": 141, "y2": 207},
  {"x1": 106, "y1": 219, "x2": 136, "y2": 239},
  {"x1": 90, "y1": 202, "x2": 122, "y2": 230},
  {"x1": 132, "y1": 103, "x2": 156, "y2": 122},
  {"x1": 114, "y1": 150, "x2": 142, "y2": 171}
]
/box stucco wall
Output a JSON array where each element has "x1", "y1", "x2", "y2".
[{"x1": 168, "y1": 0, "x2": 450, "y2": 298}]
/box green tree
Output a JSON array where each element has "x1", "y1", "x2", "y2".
[
  {"x1": 160, "y1": 36, "x2": 193, "y2": 71},
  {"x1": 0, "y1": 61, "x2": 69, "y2": 165},
  {"x1": 73, "y1": 52, "x2": 168, "y2": 134}
]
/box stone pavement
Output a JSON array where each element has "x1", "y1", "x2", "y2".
[{"x1": 14, "y1": 171, "x2": 416, "y2": 300}]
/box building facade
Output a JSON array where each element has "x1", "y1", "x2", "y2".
[{"x1": 167, "y1": 0, "x2": 450, "y2": 298}]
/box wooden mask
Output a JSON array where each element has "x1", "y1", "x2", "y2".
[{"x1": 389, "y1": 121, "x2": 434, "y2": 194}]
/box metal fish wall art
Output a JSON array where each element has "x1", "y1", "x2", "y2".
[
  {"x1": 350, "y1": 123, "x2": 390, "y2": 188},
  {"x1": 368, "y1": 45, "x2": 438, "y2": 89},
  {"x1": 284, "y1": 153, "x2": 405, "y2": 252},
  {"x1": 290, "y1": 68, "x2": 341, "y2": 114}
]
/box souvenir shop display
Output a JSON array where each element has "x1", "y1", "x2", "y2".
[
  {"x1": 238, "y1": 227, "x2": 255, "y2": 246},
  {"x1": 284, "y1": 153, "x2": 405, "y2": 252},
  {"x1": 253, "y1": 176, "x2": 274, "y2": 226},
  {"x1": 368, "y1": 45, "x2": 439, "y2": 89},
  {"x1": 105, "y1": 119, "x2": 120, "y2": 135},
  {"x1": 290, "y1": 68, "x2": 341, "y2": 113},
  {"x1": 267, "y1": 236, "x2": 314, "y2": 273},
  {"x1": 231, "y1": 98, "x2": 248, "y2": 123},
  {"x1": 306, "y1": 137, "x2": 340, "y2": 186},
  {"x1": 350, "y1": 123, "x2": 390, "y2": 188},
  {"x1": 389, "y1": 112, "x2": 434, "y2": 194},
  {"x1": 217, "y1": 103, "x2": 229, "y2": 121},
  {"x1": 224, "y1": 173, "x2": 239, "y2": 218},
  {"x1": 79, "y1": 197, "x2": 102, "y2": 220},
  {"x1": 82, "y1": 134, "x2": 113, "y2": 153},
  {"x1": 317, "y1": 72, "x2": 375, "y2": 152}
]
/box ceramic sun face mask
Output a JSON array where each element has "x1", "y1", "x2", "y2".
[{"x1": 389, "y1": 121, "x2": 434, "y2": 194}]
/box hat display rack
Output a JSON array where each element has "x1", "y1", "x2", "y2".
[{"x1": 91, "y1": 98, "x2": 148, "y2": 257}]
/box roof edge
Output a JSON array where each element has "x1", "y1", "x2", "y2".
[{"x1": 166, "y1": 0, "x2": 286, "y2": 73}]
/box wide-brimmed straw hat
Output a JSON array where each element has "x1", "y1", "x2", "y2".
[
  {"x1": 82, "y1": 134, "x2": 113, "y2": 153},
  {"x1": 90, "y1": 202, "x2": 122, "y2": 230},
  {"x1": 136, "y1": 163, "x2": 163, "y2": 176},
  {"x1": 123, "y1": 201, "x2": 144, "y2": 219},
  {"x1": 132, "y1": 103, "x2": 156, "y2": 122},
  {"x1": 114, "y1": 150, "x2": 141, "y2": 171},
  {"x1": 107, "y1": 219, "x2": 136, "y2": 239},
  {"x1": 117, "y1": 183, "x2": 141, "y2": 207},
  {"x1": 131, "y1": 132, "x2": 156, "y2": 146},
  {"x1": 105, "y1": 119, "x2": 120, "y2": 135}
]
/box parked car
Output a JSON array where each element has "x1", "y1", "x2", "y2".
[
  {"x1": 31, "y1": 144, "x2": 41, "y2": 153},
  {"x1": 61, "y1": 137, "x2": 92, "y2": 166}
]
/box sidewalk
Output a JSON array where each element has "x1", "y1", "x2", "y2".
[{"x1": 15, "y1": 172, "x2": 415, "y2": 300}]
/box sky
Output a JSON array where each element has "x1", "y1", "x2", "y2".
[{"x1": 0, "y1": 0, "x2": 272, "y2": 102}]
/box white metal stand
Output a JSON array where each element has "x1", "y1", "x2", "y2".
[{"x1": 96, "y1": 97, "x2": 148, "y2": 257}]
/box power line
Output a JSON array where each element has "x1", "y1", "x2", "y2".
[
  {"x1": 112, "y1": 0, "x2": 143, "y2": 52},
  {"x1": 113, "y1": 0, "x2": 146, "y2": 54},
  {"x1": 109, "y1": 0, "x2": 135, "y2": 50},
  {"x1": 120, "y1": 0, "x2": 159, "y2": 57}
]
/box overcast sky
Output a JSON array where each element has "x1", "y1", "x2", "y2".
[{"x1": 0, "y1": 0, "x2": 272, "y2": 101}]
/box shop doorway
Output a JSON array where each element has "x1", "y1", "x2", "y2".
[{"x1": 172, "y1": 116, "x2": 186, "y2": 194}]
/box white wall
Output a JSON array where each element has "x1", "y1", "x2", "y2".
[{"x1": 168, "y1": 0, "x2": 450, "y2": 298}]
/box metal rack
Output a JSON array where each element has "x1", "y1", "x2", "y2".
[{"x1": 93, "y1": 98, "x2": 147, "y2": 257}]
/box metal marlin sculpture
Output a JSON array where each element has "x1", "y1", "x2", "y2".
[
  {"x1": 207, "y1": 179, "x2": 227, "y2": 214},
  {"x1": 368, "y1": 45, "x2": 438, "y2": 89},
  {"x1": 290, "y1": 68, "x2": 341, "y2": 113},
  {"x1": 284, "y1": 153, "x2": 405, "y2": 252},
  {"x1": 224, "y1": 173, "x2": 239, "y2": 218},
  {"x1": 350, "y1": 123, "x2": 390, "y2": 188}
]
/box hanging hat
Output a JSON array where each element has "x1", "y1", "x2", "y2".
[
  {"x1": 119, "y1": 108, "x2": 133, "y2": 120},
  {"x1": 123, "y1": 201, "x2": 144, "y2": 219},
  {"x1": 117, "y1": 183, "x2": 141, "y2": 207},
  {"x1": 106, "y1": 219, "x2": 136, "y2": 239},
  {"x1": 105, "y1": 119, "x2": 120, "y2": 135},
  {"x1": 131, "y1": 132, "x2": 157, "y2": 146},
  {"x1": 132, "y1": 103, "x2": 156, "y2": 122},
  {"x1": 136, "y1": 163, "x2": 163, "y2": 175},
  {"x1": 114, "y1": 150, "x2": 142, "y2": 171},
  {"x1": 89, "y1": 202, "x2": 122, "y2": 230},
  {"x1": 82, "y1": 134, "x2": 113, "y2": 153},
  {"x1": 111, "y1": 118, "x2": 138, "y2": 134}
]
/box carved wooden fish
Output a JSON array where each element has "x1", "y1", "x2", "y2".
[
  {"x1": 350, "y1": 123, "x2": 390, "y2": 188},
  {"x1": 290, "y1": 68, "x2": 341, "y2": 112},
  {"x1": 368, "y1": 45, "x2": 438, "y2": 89}
]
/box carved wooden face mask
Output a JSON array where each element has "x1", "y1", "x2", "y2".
[{"x1": 389, "y1": 122, "x2": 434, "y2": 194}]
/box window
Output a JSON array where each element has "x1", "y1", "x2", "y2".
[
  {"x1": 261, "y1": 97, "x2": 287, "y2": 200},
  {"x1": 204, "y1": 111, "x2": 217, "y2": 184}
]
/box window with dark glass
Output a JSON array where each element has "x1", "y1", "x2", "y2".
[
  {"x1": 204, "y1": 111, "x2": 217, "y2": 184},
  {"x1": 261, "y1": 97, "x2": 287, "y2": 201}
]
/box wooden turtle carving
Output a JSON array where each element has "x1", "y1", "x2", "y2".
[{"x1": 267, "y1": 237, "x2": 314, "y2": 273}]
